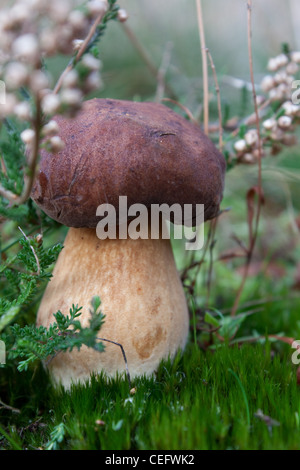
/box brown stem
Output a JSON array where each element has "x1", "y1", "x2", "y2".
[
  {"x1": 121, "y1": 23, "x2": 177, "y2": 100},
  {"x1": 196, "y1": 0, "x2": 209, "y2": 135},
  {"x1": 0, "y1": 96, "x2": 42, "y2": 206}
]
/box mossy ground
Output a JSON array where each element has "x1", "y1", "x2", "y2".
[{"x1": 1, "y1": 312, "x2": 299, "y2": 450}]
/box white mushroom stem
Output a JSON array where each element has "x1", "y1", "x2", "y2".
[{"x1": 37, "y1": 222, "x2": 190, "y2": 388}]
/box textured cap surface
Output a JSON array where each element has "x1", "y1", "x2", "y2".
[{"x1": 31, "y1": 98, "x2": 226, "y2": 227}]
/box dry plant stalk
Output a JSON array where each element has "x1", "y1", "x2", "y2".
[{"x1": 196, "y1": 0, "x2": 209, "y2": 135}]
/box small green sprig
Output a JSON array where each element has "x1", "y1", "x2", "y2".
[{"x1": 8, "y1": 296, "x2": 105, "y2": 372}]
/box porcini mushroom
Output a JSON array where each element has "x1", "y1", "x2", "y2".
[{"x1": 31, "y1": 98, "x2": 226, "y2": 388}]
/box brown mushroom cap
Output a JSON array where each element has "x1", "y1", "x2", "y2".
[{"x1": 32, "y1": 98, "x2": 226, "y2": 227}]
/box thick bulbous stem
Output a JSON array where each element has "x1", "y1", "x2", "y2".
[{"x1": 37, "y1": 225, "x2": 190, "y2": 388}]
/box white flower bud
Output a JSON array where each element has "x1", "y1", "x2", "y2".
[
  {"x1": 81, "y1": 54, "x2": 102, "y2": 71},
  {"x1": 12, "y1": 34, "x2": 39, "y2": 63},
  {"x1": 270, "y1": 128, "x2": 284, "y2": 142},
  {"x1": 85, "y1": 71, "x2": 103, "y2": 92},
  {"x1": 60, "y1": 88, "x2": 82, "y2": 106},
  {"x1": 40, "y1": 29, "x2": 57, "y2": 56},
  {"x1": 278, "y1": 115, "x2": 292, "y2": 129},
  {"x1": 87, "y1": 0, "x2": 108, "y2": 16},
  {"x1": 269, "y1": 87, "x2": 284, "y2": 102},
  {"x1": 20, "y1": 128, "x2": 35, "y2": 145},
  {"x1": 267, "y1": 57, "x2": 280, "y2": 72},
  {"x1": 48, "y1": 0, "x2": 72, "y2": 23},
  {"x1": 42, "y1": 120, "x2": 60, "y2": 136},
  {"x1": 282, "y1": 101, "x2": 300, "y2": 116},
  {"x1": 275, "y1": 54, "x2": 289, "y2": 68},
  {"x1": 68, "y1": 10, "x2": 87, "y2": 30},
  {"x1": 30, "y1": 70, "x2": 50, "y2": 94},
  {"x1": 260, "y1": 75, "x2": 275, "y2": 93},
  {"x1": 240, "y1": 153, "x2": 255, "y2": 164},
  {"x1": 117, "y1": 9, "x2": 128, "y2": 22},
  {"x1": 245, "y1": 129, "x2": 258, "y2": 147},
  {"x1": 274, "y1": 71, "x2": 288, "y2": 85},
  {"x1": 286, "y1": 61, "x2": 299, "y2": 75},
  {"x1": 14, "y1": 101, "x2": 32, "y2": 121},
  {"x1": 72, "y1": 39, "x2": 84, "y2": 52},
  {"x1": 262, "y1": 118, "x2": 276, "y2": 131},
  {"x1": 291, "y1": 51, "x2": 300, "y2": 64},
  {"x1": 0, "y1": 93, "x2": 18, "y2": 118},
  {"x1": 41, "y1": 93, "x2": 61, "y2": 115},
  {"x1": 62, "y1": 70, "x2": 78, "y2": 89},
  {"x1": 4, "y1": 62, "x2": 28, "y2": 90},
  {"x1": 234, "y1": 139, "x2": 247, "y2": 153},
  {"x1": 48, "y1": 135, "x2": 65, "y2": 153}
]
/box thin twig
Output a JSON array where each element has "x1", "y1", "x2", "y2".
[
  {"x1": 206, "y1": 48, "x2": 223, "y2": 149},
  {"x1": 97, "y1": 337, "x2": 131, "y2": 388},
  {"x1": 196, "y1": 0, "x2": 209, "y2": 135},
  {"x1": 161, "y1": 98, "x2": 198, "y2": 125},
  {"x1": 205, "y1": 217, "x2": 218, "y2": 307},
  {"x1": 121, "y1": 22, "x2": 177, "y2": 100},
  {"x1": 0, "y1": 97, "x2": 42, "y2": 205},
  {"x1": 155, "y1": 41, "x2": 173, "y2": 103},
  {"x1": 18, "y1": 226, "x2": 40, "y2": 276},
  {"x1": 0, "y1": 399, "x2": 20, "y2": 414}
]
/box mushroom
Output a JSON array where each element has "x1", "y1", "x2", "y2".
[{"x1": 31, "y1": 98, "x2": 226, "y2": 388}]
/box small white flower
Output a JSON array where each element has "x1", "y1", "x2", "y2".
[
  {"x1": 269, "y1": 86, "x2": 285, "y2": 102},
  {"x1": 60, "y1": 88, "x2": 82, "y2": 106},
  {"x1": 72, "y1": 39, "x2": 84, "y2": 52},
  {"x1": 274, "y1": 71, "x2": 288, "y2": 85},
  {"x1": 240, "y1": 153, "x2": 255, "y2": 164},
  {"x1": 4, "y1": 62, "x2": 28, "y2": 90},
  {"x1": 117, "y1": 9, "x2": 128, "y2": 22},
  {"x1": 48, "y1": 0, "x2": 72, "y2": 23},
  {"x1": 262, "y1": 118, "x2": 276, "y2": 131},
  {"x1": 48, "y1": 135, "x2": 65, "y2": 153},
  {"x1": 62, "y1": 70, "x2": 79, "y2": 89},
  {"x1": 20, "y1": 128, "x2": 36, "y2": 145},
  {"x1": 234, "y1": 139, "x2": 247, "y2": 153},
  {"x1": 81, "y1": 54, "x2": 102, "y2": 71},
  {"x1": 30, "y1": 70, "x2": 50, "y2": 94},
  {"x1": 278, "y1": 115, "x2": 292, "y2": 129},
  {"x1": 267, "y1": 57, "x2": 280, "y2": 72},
  {"x1": 282, "y1": 101, "x2": 300, "y2": 116},
  {"x1": 68, "y1": 10, "x2": 87, "y2": 30},
  {"x1": 42, "y1": 120, "x2": 60, "y2": 136},
  {"x1": 85, "y1": 71, "x2": 103, "y2": 91},
  {"x1": 87, "y1": 0, "x2": 108, "y2": 16},
  {"x1": 14, "y1": 101, "x2": 32, "y2": 121},
  {"x1": 286, "y1": 61, "x2": 299, "y2": 75},
  {"x1": 260, "y1": 75, "x2": 275, "y2": 93},
  {"x1": 41, "y1": 93, "x2": 61, "y2": 115},
  {"x1": 291, "y1": 51, "x2": 300, "y2": 64},
  {"x1": 245, "y1": 129, "x2": 258, "y2": 147},
  {"x1": 12, "y1": 33, "x2": 39, "y2": 63},
  {"x1": 275, "y1": 53, "x2": 289, "y2": 68},
  {"x1": 0, "y1": 93, "x2": 18, "y2": 118}
]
